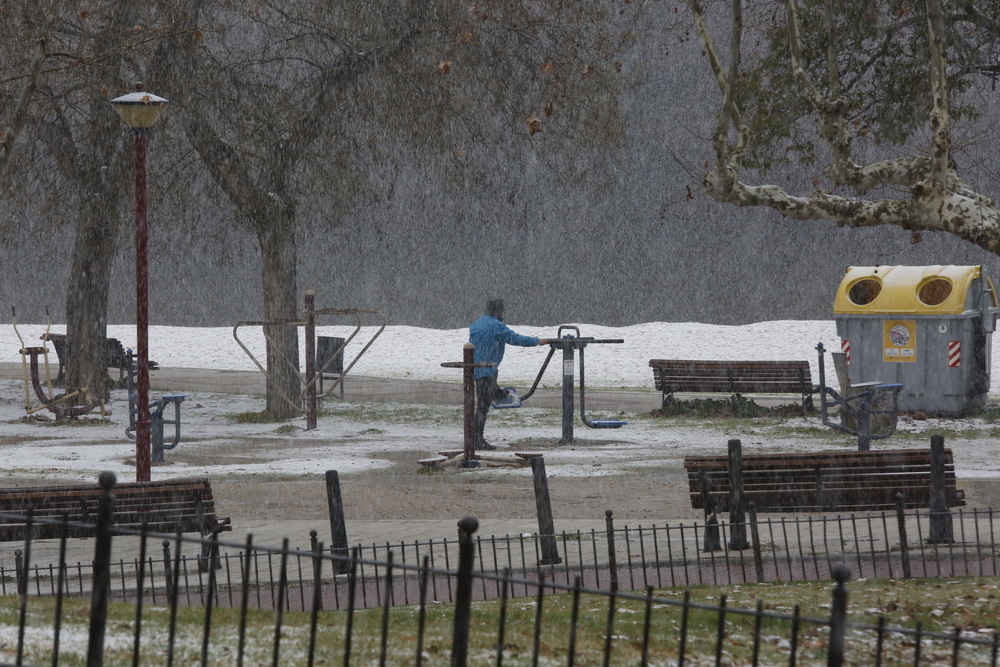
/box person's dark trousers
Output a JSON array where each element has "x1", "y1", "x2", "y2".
[{"x1": 474, "y1": 375, "x2": 507, "y2": 448}]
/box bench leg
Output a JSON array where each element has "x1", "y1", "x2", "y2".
[
  {"x1": 703, "y1": 513, "x2": 722, "y2": 552},
  {"x1": 199, "y1": 529, "x2": 223, "y2": 572},
  {"x1": 661, "y1": 390, "x2": 675, "y2": 410}
]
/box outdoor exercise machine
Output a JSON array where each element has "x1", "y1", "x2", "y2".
[
  {"x1": 816, "y1": 342, "x2": 903, "y2": 450},
  {"x1": 233, "y1": 290, "x2": 385, "y2": 429},
  {"x1": 11, "y1": 307, "x2": 105, "y2": 420},
  {"x1": 520, "y1": 325, "x2": 626, "y2": 444},
  {"x1": 434, "y1": 345, "x2": 564, "y2": 563},
  {"x1": 122, "y1": 350, "x2": 187, "y2": 463}
]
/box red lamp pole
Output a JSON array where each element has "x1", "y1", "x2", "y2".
[
  {"x1": 134, "y1": 129, "x2": 151, "y2": 482},
  {"x1": 111, "y1": 86, "x2": 167, "y2": 483}
]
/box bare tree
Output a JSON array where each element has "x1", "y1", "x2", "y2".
[
  {"x1": 1, "y1": 2, "x2": 189, "y2": 400},
  {"x1": 156, "y1": 0, "x2": 642, "y2": 418},
  {"x1": 692, "y1": 0, "x2": 1000, "y2": 254}
]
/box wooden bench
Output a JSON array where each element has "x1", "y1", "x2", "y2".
[
  {"x1": 0, "y1": 477, "x2": 231, "y2": 542},
  {"x1": 683, "y1": 448, "x2": 965, "y2": 513},
  {"x1": 41, "y1": 334, "x2": 158, "y2": 387},
  {"x1": 649, "y1": 359, "x2": 816, "y2": 415}
]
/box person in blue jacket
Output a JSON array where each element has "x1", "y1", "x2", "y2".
[{"x1": 469, "y1": 299, "x2": 548, "y2": 450}]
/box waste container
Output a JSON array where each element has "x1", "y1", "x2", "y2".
[
  {"x1": 317, "y1": 336, "x2": 346, "y2": 399},
  {"x1": 833, "y1": 265, "x2": 998, "y2": 416}
]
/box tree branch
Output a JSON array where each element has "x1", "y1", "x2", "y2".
[
  {"x1": 925, "y1": 0, "x2": 950, "y2": 197},
  {"x1": 0, "y1": 0, "x2": 60, "y2": 177},
  {"x1": 692, "y1": 0, "x2": 1000, "y2": 256},
  {"x1": 691, "y1": 0, "x2": 749, "y2": 177}
]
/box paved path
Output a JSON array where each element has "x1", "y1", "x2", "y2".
[{"x1": 0, "y1": 362, "x2": 809, "y2": 569}]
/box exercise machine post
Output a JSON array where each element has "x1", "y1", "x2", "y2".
[
  {"x1": 521, "y1": 325, "x2": 625, "y2": 444},
  {"x1": 441, "y1": 343, "x2": 496, "y2": 468}
]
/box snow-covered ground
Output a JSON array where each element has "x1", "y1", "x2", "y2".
[{"x1": 1, "y1": 320, "x2": 999, "y2": 483}]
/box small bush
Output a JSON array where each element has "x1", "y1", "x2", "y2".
[{"x1": 651, "y1": 393, "x2": 802, "y2": 419}]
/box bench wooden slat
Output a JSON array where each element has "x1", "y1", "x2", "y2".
[
  {"x1": 40, "y1": 333, "x2": 159, "y2": 384},
  {"x1": 649, "y1": 359, "x2": 816, "y2": 415},
  {"x1": 683, "y1": 448, "x2": 964, "y2": 513},
  {"x1": 693, "y1": 491, "x2": 965, "y2": 513},
  {"x1": 688, "y1": 472, "x2": 960, "y2": 492},
  {"x1": 658, "y1": 381, "x2": 809, "y2": 393},
  {"x1": 685, "y1": 449, "x2": 948, "y2": 467},
  {"x1": 0, "y1": 477, "x2": 230, "y2": 542},
  {"x1": 651, "y1": 360, "x2": 811, "y2": 370}
]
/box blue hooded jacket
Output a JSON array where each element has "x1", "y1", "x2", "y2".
[{"x1": 469, "y1": 314, "x2": 539, "y2": 379}]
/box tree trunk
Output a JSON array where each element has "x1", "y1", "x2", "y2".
[
  {"x1": 831, "y1": 352, "x2": 856, "y2": 431},
  {"x1": 63, "y1": 104, "x2": 125, "y2": 403},
  {"x1": 257, "y1": 213, "x2": 301, "y2": 419}
]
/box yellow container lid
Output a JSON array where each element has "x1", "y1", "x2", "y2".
[{"x1": 833, "y1": 265, "x2": 981, "y2": 315}]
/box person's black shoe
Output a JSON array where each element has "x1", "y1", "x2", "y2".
[{"x1": 475, "y1": 441, "x2": 496, "y2": 451}]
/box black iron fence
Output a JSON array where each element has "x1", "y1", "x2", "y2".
[
  {"x1": 0, "y1": 503, "x2": 1000, "y2": 666},
  {"x1": 6, "y1": 503, "x2": 1000, "y2": 610}
]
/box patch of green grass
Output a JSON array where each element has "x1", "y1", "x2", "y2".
[
  {"x1": 4, "y1": 576, "x2": 999, "y2": 665},
  {"x1": 891, "y1": 427, "x2": 990, "y2": 442},
  {"x1": 359, "y1": 427, "x2": 386, "y2": 435},
  {"x1": 229, "y1": 410, "x2": 290, "y2": 424},
  {"x1": 961, "y1": 404, "x2": 1000, "y2": 421},
  {"x1": 274, "y1": 424, "x2": 298, "y2": 434},
  {"x1": 320, "y1": 402, "x2": 464, "y2": 426},
  {"x1": 768, "y1": 424, "x2": 846, "y2": 439},
  {"x1": 8, "y1": 415, "x2": 54, "y2": 425}
]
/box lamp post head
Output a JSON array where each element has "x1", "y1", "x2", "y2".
[{"x1": 110, "y1": 90, "x2": 168, "y2": 131}]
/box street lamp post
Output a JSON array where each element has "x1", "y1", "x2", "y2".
[{"x1": 111, "y1": 85, "x2": 168, "y2": 483}]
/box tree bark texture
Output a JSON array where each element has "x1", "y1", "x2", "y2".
[{"x1": 259, "y1": 214, "x2": 301, "y2": 419}]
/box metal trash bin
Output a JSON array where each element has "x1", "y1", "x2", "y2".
[
  {"x1": 317, "y1": 336, "x2": 346, "y2": 399},
  {"x1": 833, "y1": 265, "x2": 998, "y2": 416}
]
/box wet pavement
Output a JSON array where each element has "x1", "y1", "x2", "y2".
[{"x1": 0, "y1": 362, "x2": 811, "y2": 568}]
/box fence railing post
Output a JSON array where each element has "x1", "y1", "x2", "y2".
[
  {"x1": 728, "y1": 439, "x2": 750, "y2": 550},
  {"x1": 928, "y1": 434, "x2": 954, "y2": 544},
  {"x1": 87, "y1": 471, "x2": 116, "y2": 667},
  {"x1": 894, "y1": 493, "x2": 911, "y2": 579},
  {"x1": 748, "y1": 502, "x2": 764, "y2": 583},
  {"x1": 14, "y1": 548, "x2": 25, "y2": 597},
  {"x1": 451, "y1": 516, "x2": 478, "y2": 667},
  {"x1": 827, "y1": 564, "x2": 851, "y2": 667},
  {"x1": 162, "y1": 540, "x2": 174, "y2": 601},
  {"x1": 310, "y1": 529, "x2": 323, "y2": 612},
  {"x1": 605, "y1": 509, "x2": 618, "y2": 593}
]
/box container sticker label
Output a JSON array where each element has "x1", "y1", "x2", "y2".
[
  {"x1": 883, "y1": 320, "x2": 917, "y2": 362},
  {"x1": 563, "y1": 359, "x2": 574, "y2": 376},
  {"x1": 948, "y1": 340, "x2": 961, "y2": 367}
]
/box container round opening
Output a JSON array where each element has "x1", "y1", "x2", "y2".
[
  {"x1": 848, "y1": 278, "x2": 882, "y2": 305},
  {"x1": 917, "y1": 278, "x2": 953, "y2": 305}
]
